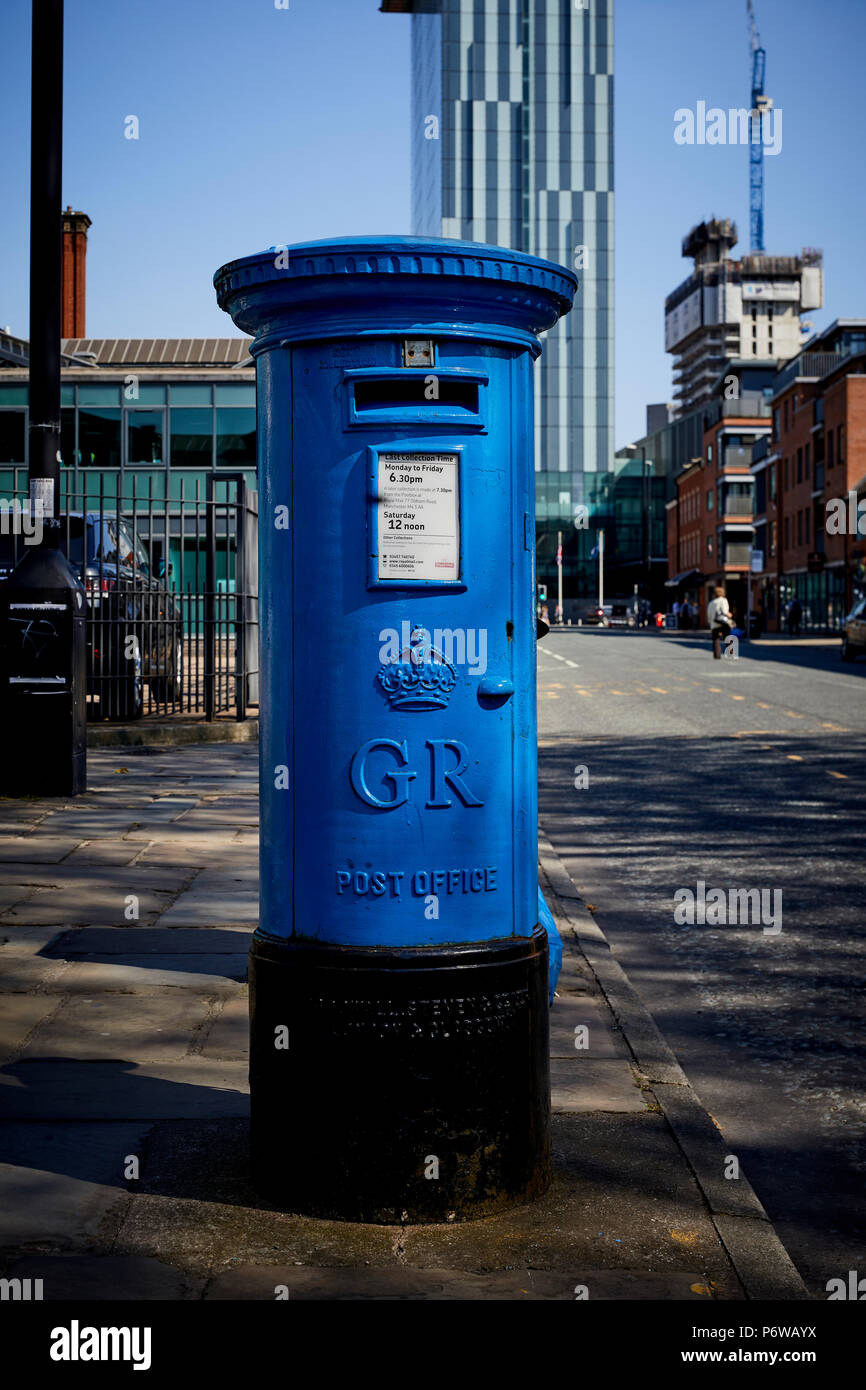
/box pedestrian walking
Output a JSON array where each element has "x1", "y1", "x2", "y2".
[
  {"x1": 788, "y1": 597, "x2": 802, "y2": 637},
  {"x1": 681, "y1": 599, "x2": 691, "y2": 631},
  {"x1": 672, "y1": 599, "x2": 681, "y2": 628},
  {"x1": 706, "y1": 585, "x2": 732, "y2": 659}
]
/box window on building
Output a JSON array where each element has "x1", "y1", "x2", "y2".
[
  {"x1": 0, "y1": 385, "x2": 28, "y2": 406},
  {"x1": 216, "y1": 406, "x2": 256, "y2": 468},
  {"x1": 805, "y1": 443, "x2": 811, "y2": 479},
  {"x1": 797, "y1": 511, "x2": 803, "y2": 546},
  {"x1": 784, "y1": 457, "x2": 789, "y2": 489},
  {"x1": 170, "y1": 408, "x2": 213, "y2": 467},
  {"x1": 783, "y1": 399, "x2": 789, "y2": 431},
  {"x1": 61, "y1": 409, "x2": 76, "y2": 468},
  {"x1": 0, "y1": 410, "x2": 26, "y2": 465},
  {"x1": 707, "y1": 489, "x2": 714, "y2": 511},
  {"x1": 214, "y1": 385, "x2": 255, "y2": 407},
  {"x1": 770, "y1": 521, "x2": 777, "y2": 556},
  {"x1": 126, "y1": 384, "x2": 166, "y2": 406},
  {"x1": 170, "y1": 385, "x2": 213, "y2": 406},
  {"x1": 78, "y1": 408, "x2": 121, "y2": 468},
  {"x1": 708, "y1": 444, "x2": 713, "y2": 462},
  {"x1": 805, "y1": 508, "x2": 811, "y2": 543},
  {"x1": 127, "y1": 410, "x2": 164, "y2": 466},
  {"x1": 773, "y1": 408, "x2": 780, "y2": 441},
  {"x1": 79, "y1": 385, "x2": 121, "y2": 408},
  {"x1": 796, "y1": 448, "x2": 803, "y2": 483},
  {"x1": 769, "y1": 464, "x2": 776, "y2": 501},
  {"x1": 706, "y1": 536, "x2": 713, "y2": 555}
]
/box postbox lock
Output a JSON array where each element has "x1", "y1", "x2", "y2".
[{"x1": 402, "y1": 338, "x2": 435, "y2": 368}]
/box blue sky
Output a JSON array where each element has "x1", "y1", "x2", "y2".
[{"x1": 1, "y1": 0, "x2": 864, "y2": 449}]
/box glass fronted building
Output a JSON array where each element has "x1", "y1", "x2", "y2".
[
  {"x1": 384, "y1": 0, "x2": 615, "y2": 593},
  {"x1": 0, "y1": 335, "x2": 256, "y2": 591},
  {"x1": 0, "y1": 337, "x2": 256, "y2": 505}
]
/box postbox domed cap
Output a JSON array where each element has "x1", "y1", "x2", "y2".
[{"x1": 214, "y1": 236, "x2": 577, "y2": 354}]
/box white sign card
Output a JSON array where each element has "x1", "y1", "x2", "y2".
[{"x1": 376, "y1": 452, "x2": 460, "y2": 582}]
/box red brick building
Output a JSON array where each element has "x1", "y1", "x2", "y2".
[
  {"x1": 754, "y1": 320, "x2": 866, "y2": 630},
  {"x1": 666, "y1": 324, "x2": 866, "y2": 631},
  {"x1": 666, "y1": 364, "x2": 772, "y2": 625}
]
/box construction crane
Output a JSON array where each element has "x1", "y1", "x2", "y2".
[{"x1": 747, "y1": 0, "x2": 771, "y2": 251}]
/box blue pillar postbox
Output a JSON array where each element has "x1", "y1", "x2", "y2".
[{"x1": 215, "y1": 237, "x2": 576, "y2": 1222}]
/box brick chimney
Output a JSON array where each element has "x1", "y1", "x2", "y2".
[{"x1": 61, "y1": 207, "x2": 91, "y2": 339}]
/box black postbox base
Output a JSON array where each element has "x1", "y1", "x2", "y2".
[{"x1": 248, "y1": 926, "x2": 551, "y2": 1224}]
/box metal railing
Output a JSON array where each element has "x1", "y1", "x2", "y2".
[{"x1": 0, "y1": 470, "x2": 258, "y2": 722}]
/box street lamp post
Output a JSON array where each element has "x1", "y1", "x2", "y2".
[
  {"x1": 28, "y1": 0, "x2": 64, "y2": 537},
  {"x1": 0, "y1": 0, "x2": 87, "y2": 799}
]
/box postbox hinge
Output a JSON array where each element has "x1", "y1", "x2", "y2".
[{"x1": 402, "y1": 338, "x2": 435, "y2": 368}]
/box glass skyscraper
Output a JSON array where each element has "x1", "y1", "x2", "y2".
[{"x1": 383, "y1": 0, "x2": 614, "y2": 588}]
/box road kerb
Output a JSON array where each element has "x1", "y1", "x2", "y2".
[{"x1": 539, "y1": 830, "x2": 809, "y2": 1302}]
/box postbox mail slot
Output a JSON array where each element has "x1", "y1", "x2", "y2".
[{"x1": 345, "y1": 368, "x2": 486, "y2": 430}]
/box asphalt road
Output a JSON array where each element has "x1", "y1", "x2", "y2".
[{"x1": 537, "y1": 626, "x2": 866, "y2": 1296}]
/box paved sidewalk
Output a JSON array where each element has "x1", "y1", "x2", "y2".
[{"x1": 0, "y1": 745, "x2": 806, "y2": 1300}]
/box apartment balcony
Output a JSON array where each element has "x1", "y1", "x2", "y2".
[
  {"x1": 773, "y1": 351, "x2": 848, "y2": 395},
  {"x1": 721, "y1": 543, "x2": 753, "y2": 566},
  {"x1": 723, "y1": 499, "x2": 755, "y2": 519},
  {"x1": 719, "y1": 398, "x2": 771, "y2": 419},
  {"x1": 721, "y1": 445, "x2": 755, "y2": 470}
]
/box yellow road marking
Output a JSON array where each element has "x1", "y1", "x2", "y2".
[
  {"x1": 670, "y1": 1230, "x2": 700, "y2": 1247},
  {"x1": 756, "y1": 702, "x2": 771, "y2": 709},
  {"x1": 708, "y1": 687, "x2": 722, "y2": 692},
  {"x1": 828, "y1": 770, "x2": 848, "y2": 779},
  {"x1": 574, "y1": 688, "x2": 592, "y2": 696},
  {"x1": 731, "y1": 694, "x2": 745, "y2": 700},
  {"x1": 650, "y1": 687, "x2": 667, "y2": 694},
  {"x1": 609, "y1": 689, "x2": 624, "y2": 695},
  {"x1": 787, "y1": 755, "x2": 803, "y2": 762},
  {"x1": 784, "y1": 711, "x2": 804, "y2": 718}
]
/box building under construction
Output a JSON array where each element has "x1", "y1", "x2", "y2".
[{"x1": 665, "y1": 218, "x2": 823, "y2": 417}]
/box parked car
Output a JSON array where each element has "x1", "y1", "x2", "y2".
[
  {"x1": 841, "y1": 597, "x2": 866, "y2": 661},
  {"x1": 574, "y1": 602, "x2": 606, "y2": 626},
  {"x1": 607, "y1": 599, "x2": 636, "y2": 629},
  {"x1": 0, "y1": 512, "x2": 183, "y2": 719}
]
